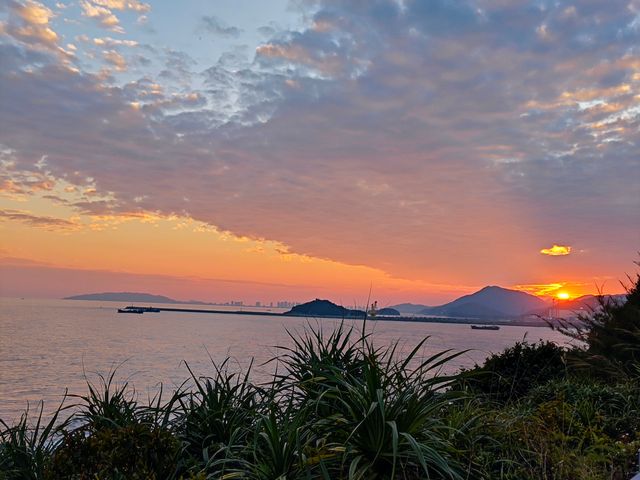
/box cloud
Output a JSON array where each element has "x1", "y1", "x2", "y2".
[
  {"x1": 0, "y1": 209, "x2": 80, "y2": 231},
  {"x1": 91, "y1": 0, "x2": 150, "y2": 13},
  {"x1": 79, "y1": 0, "x2": 123, "y2": 32},
  {"x1": 103, "y1": 49, "x2": 127, "y2": 71},
  {"x1": 199, "y1": 15, "x2": 242, "y2": 37},
  {"x1": 2, "y1": 0, "x2": 59, "y2": 47},
  {"x1": 1, "y1": 0, "x2": 639, "y2": 287},
  {"x1": 540, "y1": 245, "x2": 572, "y2": 256},
  {"x1": 93, "y1": 36, "x2": 138, "y2": 47}
]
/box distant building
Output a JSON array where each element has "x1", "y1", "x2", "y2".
[{"x1": 276, "y1": 301, "x2": 301, "y2": 308}]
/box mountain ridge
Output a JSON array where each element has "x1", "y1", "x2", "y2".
[{"x1": 419, "y1": 286, "x2": 546, "y2": 318}]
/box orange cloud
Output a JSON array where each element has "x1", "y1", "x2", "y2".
[
  {"x1": 9, "y1": 0, "x2": 59, "y2": 46},
  {"x1": 540, "y1": 244, "x2": 571, "y2": 256},
  {"x1": 91, "y1": 0, "x2": 150, "y2": 13},
  {"x1": 80, "y1": 1, "x2": 122, "y2": 32}
]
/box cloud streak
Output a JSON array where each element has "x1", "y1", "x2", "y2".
[
  {"x1": 199, "y1": 15, "x2": 242, "y2": 37},
  {"x1": 0, "y1": 209, "x2": 80, "y2": 231}
]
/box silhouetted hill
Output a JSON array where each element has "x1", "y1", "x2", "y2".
[
  {"x1": 388, "y1": 303, "x2": 431, "y2": 314},
  {"x1": 285, "y1": 299, "x2": 366, "y2": 318},
  {"x1": 377, "y1": 307, "x2": 400, "y2": 316},
  {"x1": 420, "y1": 286, "x2": 546, "y2": 318},
  {"x1": 65, "y1": 292, "x2": 179, "y2": 303}
]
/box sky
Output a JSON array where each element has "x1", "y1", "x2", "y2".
[{"x1": 0, "y1": 0, "x2": 639, "y2": 305}]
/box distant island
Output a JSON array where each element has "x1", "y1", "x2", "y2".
[
  {"x1": 65, "y1": 292, "x2": 182, "y2": 303},
  {"x1": 285, "y1": 299, "x2": 366, "y2": 318}
]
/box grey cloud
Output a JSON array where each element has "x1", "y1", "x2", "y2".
[
  {"x1": 199, "y1": 15, "x2": 242, "y2": 37},
  {"x1": 0, "y1": 209, "x2": 79, "y2": 230}
]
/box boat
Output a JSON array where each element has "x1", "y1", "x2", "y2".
[
  {"x1": 118, "y1": 307, "x2": 144, "y2": 314},
  {"x1": 121, "y1": 306, "x2": 161, "y2": 313},
  {"x1": 470, "y1": 325, "x2": 500, "y2": 330}
]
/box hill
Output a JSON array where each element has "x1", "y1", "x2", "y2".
[
  {"x1": 387, "y1": 303, "x2": 431, "y2": 314},
  {"x1": 420, "y1": 286, "x2": 546, "y2": 319},
  {"x1": 64, "y1": 292, "x2": 180, "y2": 303},
  {"x1": 285, "y1": 299, "x2": 366, "y2": 318}
]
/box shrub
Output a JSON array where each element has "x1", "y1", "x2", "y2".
[
  {"x1": 44, "y1": 423, "x2": 180, "y2": 480},
  {"x1": 457, "y1": 341, "x2": 566, "y2": 403},
  {"x1": 474, "y1": 377, "x2": 640, "y2": 480}
]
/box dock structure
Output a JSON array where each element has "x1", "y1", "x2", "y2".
[{"x1": 115, "y1": 305, "x2": 533, "y2": 326}]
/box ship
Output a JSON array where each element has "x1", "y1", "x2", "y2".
[
  {"x1": 118, "y1": 305, "x2": 161, "y2": 313},
  {"x1": 470, "y1": 325, "x2": 500, "y2": 330},
  {"x1": 118, "y1": 307, "x2": 144, "y2": 314}
]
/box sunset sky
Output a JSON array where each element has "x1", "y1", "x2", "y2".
[{"x1": 0, "y1": 0, "x2": 639, "y2": 305}]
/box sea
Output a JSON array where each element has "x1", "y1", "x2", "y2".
[{"x1": 0, "y1": 297, "x2": 570, "y2": 423}]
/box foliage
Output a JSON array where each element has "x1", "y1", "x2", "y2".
[
  {"x1": 0, "y1": 400, "x2": 68, "y2": 480},
  {"x1": 556, "y1": 270, "x2": 640, "y2": 380},
  {"x1": 456, "y1": 340, "x2": 566, "y2": 403},
  {"x1": 176, "y1": 359, "x2": 262, "y2": 477},
  {"x1": 44, "y1": 423, "x2": 180, "y2": 480},
  {"x1": 473, "y1": 377, "x2": 640, "y2": 480}
]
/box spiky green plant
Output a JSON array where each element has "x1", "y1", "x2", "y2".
[
  {"x1": 322, "y1": 340, "x2": 466, "y2": 480},
  {"x1": 176, "y1": 358, "x2": 262, "y2": 477},
  {"x1": 72, "y1": 370, "x2": 138, "y2": 432},
  {"x1": 0, "y1": 398, "x2": 69, "y2": 480},
  {"x1": 273, "y1": 321, "x2": 365, "y2": 403},
  {"x1": 273, "y1": 322, "x2": 468, "y2": 479}
]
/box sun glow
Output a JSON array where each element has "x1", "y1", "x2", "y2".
[{"x1": 556, "y1": 291, "x2": 570, "y2": 300}]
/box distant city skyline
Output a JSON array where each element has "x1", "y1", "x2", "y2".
[{"x1": 1, "y1": 0, "x2": 638, "y2": 304}]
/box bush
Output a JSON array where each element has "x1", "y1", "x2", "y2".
[
  {"x1": 44, "y1": 423, "x2": 180, "y2": 480},
  {"x1": 457, "y1": 341, "x2": 566, "y2": 403},
  {"x1": 471, "y1": 376, "x2": 640, "y2": 480},
  {"x1": 557, "y1": 269, "x2": 640, "y2": 380}
]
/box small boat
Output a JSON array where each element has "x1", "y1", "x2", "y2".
[
  {"x1": 118, "y1": 308, "x2": 144, "y2": 314},
  {"x1": 471, "y1": 325, "x2": 500, "y2": 330}
]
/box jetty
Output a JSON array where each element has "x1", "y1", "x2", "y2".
[{"x1": 113, "y1": 304, "x2": 543, "y2": 327}]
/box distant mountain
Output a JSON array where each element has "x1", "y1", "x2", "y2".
[
  {"x1": 420, "y1": 286, "x2": 547, "y2": 319},
  {"x1": 388, "y1": 303, "x2": 431, "y2": 314},
  {"x1": 377, "y1": 307, "x2": 400, "y2": 316},
  {"x1": 285, "y1": 299, "x2": 366, "y2": 318},
  {"x1": 65, "y1": 292, "x2": 179, "y2": 303}
]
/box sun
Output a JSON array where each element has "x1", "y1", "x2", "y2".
[{"x1": 556, "y1": 291, "x2": 570, "y2": 300}]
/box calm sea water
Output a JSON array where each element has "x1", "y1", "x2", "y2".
[{"x1": 0, "y1": 297, "x2": 569, "y2": 423}]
